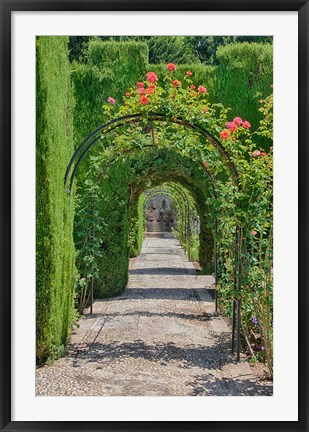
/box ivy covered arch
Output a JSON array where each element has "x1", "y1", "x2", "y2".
[{"x1": 67, "y1": 66, "x2": 273, "y2": 365}]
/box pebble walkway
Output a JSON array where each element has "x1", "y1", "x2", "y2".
[{"x1": 36, "y1": 234, "x2": 272, "y2": 396}]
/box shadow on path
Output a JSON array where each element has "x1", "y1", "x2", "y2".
[
  {"x1": 130, "y1": 267, "x2": 192, "y2": 275},
  {"x1": 72, "y1": 336, "x2": 233, "y2": 371},
  {"x1": 189, "y1": 373, "x2": 273, "y2": 396},
  {"x1": 81, "y1": 310, "x2": 220, "y2": 323},
  {"x1": 117, "y1": 288, "x2": 199, "y2": 300}
]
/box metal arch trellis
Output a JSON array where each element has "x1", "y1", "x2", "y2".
[
  {"x1": 64, "y1": 113, "x2": 239, "y2": 193},
  {"x1": 88, "y1": 142, "x2": 217, "y2": 294},
  {"x1": 64, "y1": 113, "x2": 243, "y2": 361}
]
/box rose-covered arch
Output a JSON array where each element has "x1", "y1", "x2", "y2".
[{"x1": 64, "y1": 113, "x2": 238, "y2": 193}]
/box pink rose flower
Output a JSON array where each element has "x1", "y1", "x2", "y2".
[
  {"x1": 107, "y1": 97, "x2": 116, "y2": 104},
  {"x1": 233, "y1": 117, "x2": 243, "y2": 126},
  {"x1": 146, "y1": 72, "x2": 158, "y2": 83},
  {"x1": 125, "y1": 92, "x2": 131, "y2": 97},
  {"x1": 136, "y1": 82, "x2": 144, "y2": 88},
  {"x1": 252, "y1": 150, "x2": 261, "y2": 157},
  {"x1": 173, "y1": 79, "x2": 180, "y2": 87},
  {"x1": 243, "y1": 120, "x2": 251, "y2": 129},
  {"x1": 137, "y1": 87, "x2": 146, "y2": 94},
  {"x1": 186, "y1": 71, "x2": 193, "y2": 76},
  {"x1": 251, "y1": 230, "x2": 257, "y2": 236},
  {"x1": 167, "y1": 63, "x2": 176, "y2": 71},
  {"x1": 226, "y1": 122, "x2": 238, "y2": 132},
  {"x1": 198, "y1": 85, "x2": 207, "y2": 93},
  {"x1": 190, "y1": 84, "x2": 196, "y2": 90},
  {"x1": 203, "y1": 161, "x2": 209, "y2": 168}
]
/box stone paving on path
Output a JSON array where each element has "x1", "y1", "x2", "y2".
[{"x1": 36, "y1": 233, "x2": 272, "y2": 396}]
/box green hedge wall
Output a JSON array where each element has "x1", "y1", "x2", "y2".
[
  {"x1": 215, "y1": 43, "x2": 273, "y2": 138},
  {"x1": 36, "y1": 36, "x2": 76, "y2": 363},
  {"x1": 72, "y1": 41, "x2": 149, "y2": 150}
]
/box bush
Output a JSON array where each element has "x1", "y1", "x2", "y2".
[{"x1": 36, "y1": 36, "x2": 76, "y2": 363}]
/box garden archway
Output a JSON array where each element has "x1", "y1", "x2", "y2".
[{"x1": 65, "y1": 114, "x2": 243, "y2": 359}]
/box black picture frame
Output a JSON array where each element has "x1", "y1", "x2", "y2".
[{"x1": 1, "y1": 1, "x2": 308, "y2": 431}]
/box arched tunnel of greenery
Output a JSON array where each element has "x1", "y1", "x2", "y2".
[{"x1": 74, "y1": 145, "x2": 217, "y2": 304}]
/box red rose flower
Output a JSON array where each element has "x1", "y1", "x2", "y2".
[
  {"x1": 220, "y1": 130, "x2": 230, "y2": 140},
  {"x1": 146, "y1": 87, "x2": 155, "y2": 94},
  {"x1": 261, "y1": 152, "x2": 267, "y2": 157},
  {"x1": 190, "y1": 84, "x2": 196, "y2": 90},
  {"x1": 167, "y1": 63, "x2": 176, "y2": 71},
  {"x1": 198, "y1": 85, "x2": 207, "y2": 93},
  {"x1": 140, "y1": 95, "x2": 149, "y2": 105},
  {"x1": 203, "y1": 161, "x2": 209, "y2": 168},
  {"x1": 146, "y1": 72, "x2": 158, "y2": 83},
  {"x1": 136, "y1": 82, "x2": 144, "y2": 88},
  {"x1": 243, "y1": 120, "x2": 251, "y2": 129},
  {"x1": 137, "y1": 87, "x2": 146, "y2": 94},
  {"x1": 125, "y1": 92, "x2": 131, "y2": 97},
  {"x1": 186, "y1": 71, "x2": 193, "y2": 76},
  {"x1": 173, "y1": 79, "x2": 180, "y2": 87},
  {"x1": 202, "y1": 107, "x2": 208, "y2": 113}
]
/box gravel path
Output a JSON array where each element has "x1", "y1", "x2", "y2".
[{"x1": 36, "y1": 234, "x2": 272, "y2": 396}]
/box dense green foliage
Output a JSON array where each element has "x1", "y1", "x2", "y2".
[
  {"x1": 72, "y1": 41, "x2": 149, "y2": 149},
  {"x1": 36, "y1": 37, "x2": 76, "y2": 363},
  {"x1": 128, "y1": 194, "x2": 145, "y2": 257},
  {"x1": 69, "y1": 36, "x2": 272, "y2": 65}
]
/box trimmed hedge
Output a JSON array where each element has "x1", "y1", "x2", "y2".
[
  {"x1": 36, "y1": 36, "x2": 76, "y2": 363},
  {"x1": 215, "y1": 43, "x2": 273, "y2": 138},
  {"x1": 72, "y1": 41, "x2": 149, "y2": 151}
]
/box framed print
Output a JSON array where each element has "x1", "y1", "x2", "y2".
[{"x1": 1, "y1": 0, "x2": 308, "y2": 431}]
